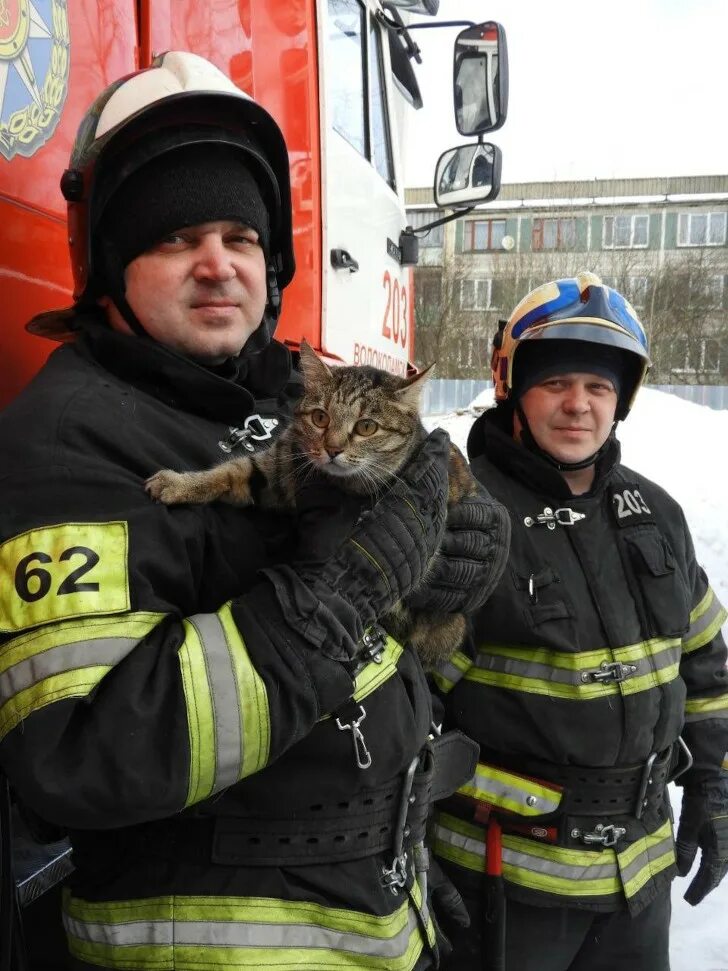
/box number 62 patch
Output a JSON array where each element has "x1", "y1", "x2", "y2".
[{"x1": 0, "y1": 522, "x2": 130, "y2": 633}]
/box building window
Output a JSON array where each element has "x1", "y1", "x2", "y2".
[
  {"x1": 627, "y1": 276, "x2": 649, "y2": 308},
  {"x1": 460, "y1": 278, "x2": 492, "y2": 310},
  {"x1": 678, "y1": 212, "x2": 727, "y2": 247},
  {"x1": 532, "y1": 217, "x2": 576, "y2": 251},
  {"x1": 407, "y1": 210, "x2": 443, "y2": 248},
  {"x1": 603, "y1": 214, "x2": 648, "y2": 249},
  {"x1": 670, "y1": 337, "x2": 722, "y2": 375},
  {"x1": 690, "y1": 274, "x2": 727, "y2": 309},
  {"x1": 463, "y1": 219, "x2": 506, "y2": 252}
]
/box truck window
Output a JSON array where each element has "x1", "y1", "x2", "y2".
[
  {"x1": 368, "y1": 18, "x2": 395, "y2": 191},
  {"x1": 327, "y1": 0, "x2": 367, "y2": 157}
]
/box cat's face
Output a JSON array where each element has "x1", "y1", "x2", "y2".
[{"x1": 294, "y1": 342, "x2": 431, "y2": 491}]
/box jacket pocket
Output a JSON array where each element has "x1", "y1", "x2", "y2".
[
  {"x1": 513, "y1": 568, "x2": 580, "y2": 651},
  {"x1": 624, "y1": 529, "x2": 691, "y2": 638}
]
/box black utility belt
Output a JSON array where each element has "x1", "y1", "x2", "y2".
[
  {"x1": 94, "y1": 730, "x2": 478, "y2": 870},
  {"x1": 525, "y1": 746, "x2": 676, "y2": 819}
]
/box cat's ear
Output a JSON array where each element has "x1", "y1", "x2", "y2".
[
  {"x1": 298, "y1": 339, "x2": 333, "y2": 385},
  {"x1": 394, "y1": 363, "x2": 436, "y2": 409}
]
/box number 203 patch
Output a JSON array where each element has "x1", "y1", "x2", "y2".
[
  {"x1": 0, "y1": 522, "x2": 130, "y2": 633},
  {"x1": 610, "y1": 487, "x2": 654, "y2": 527}
]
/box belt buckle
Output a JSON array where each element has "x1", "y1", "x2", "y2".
[
  {"x1": 580, "y1": 823, "x2": 627, "y2": 848},
  {"x1": 581, "y1": 660, "x2": 638, "y2": 685},
  {"x1": 633, "y1": 752, "x2": 658, "y2": 820}
]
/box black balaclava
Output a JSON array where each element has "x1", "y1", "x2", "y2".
[
  {"x1": 94, "y1": 142, "x2": 271, "y2": 345},
  {"x1": 512, "y1": 339, "x2": 626, "y2": 473}
]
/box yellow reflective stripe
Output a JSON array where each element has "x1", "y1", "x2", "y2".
[
  {"x1": 63, "y1": 890, "x2": 426, "y2": 971},
  {"x1": 685, "y1": 694, "x2": 728, "y2": 716},
  {"x1": 458, "y1": 762, "x2": 562, "y2": 816},
  {"x1": 468, "y1": 638, "x2": 680, "y2": 700},
  {"x1": 432, "y1": 814, "x2": 620, "y2": 897},
  {"x1": 683, "y1": 587, "x2": 727, "y2": 653},
  {"x1": 352, "y1": 635, "x2": 403, "y2": 702},
  {"x1": 618, "y1": 822, "x2": 675, "y2": 898},
  {"x1": 179, "y1": 619, "x2": 216, "y2": 806},
  {"x1": 0, "y1": 667, "x2": 112, "y2": 741},
  {"x1": 320, "y1": 635, "x2": 404, "y2": 724},
  {"x1": 721, "y1": 755, "x2": 728, "y2": 771},
  {"x1": 431, "y1": 649, "x2": 472, "y2": 694},
  {"x1": 218, "y1": 603, "x2": 269, "y2": 778},
  {"x1": 0, "y1": 612, "x2": 164, "y2": 742}
]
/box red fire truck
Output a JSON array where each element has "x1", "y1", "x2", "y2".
[{"x1": 0, "y1": 0, "x2": 507, "y2": 407}]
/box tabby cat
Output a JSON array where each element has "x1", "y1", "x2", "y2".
[{"x1": 146, "y1": 340, "x2": 479, "y2": 666}]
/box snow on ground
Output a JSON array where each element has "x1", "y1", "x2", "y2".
[{"x1": 426, "y1": 388, "x2": 728, "y2": 971}]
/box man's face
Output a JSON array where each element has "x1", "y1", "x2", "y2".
[
  {"x1": 102, "y1": 220, "x2": 268, "y2": 363},
  {"x1": 516, "y1": 372, "x2": 618, "y2": 463}
]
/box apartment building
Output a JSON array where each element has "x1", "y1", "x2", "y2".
[{"x1": 406, "y1": 175, "x2": 728, "y2": 381}]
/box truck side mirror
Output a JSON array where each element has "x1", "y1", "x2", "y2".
[
  {"x1": 453, "y1": 21, "x2": 508, "y2": 136},
  {"x1": 434, "y1": 142, "x2": 502, "y2": 207}
]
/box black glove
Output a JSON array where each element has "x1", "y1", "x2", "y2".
[
  {"x1": 428, "y1": 855, "x2": 471, "y2": 960},
  {"x1": 263, "y1": 430, "x2": 450, "y2": 664},
  {"x1": 405, "y1": 483, "x2": 510, "y2": 615},
  {"x1": 675, "y1": 778, "x2": 728, "y2": 905}
]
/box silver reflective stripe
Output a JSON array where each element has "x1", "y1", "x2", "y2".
[
  {"x1": 431, "y1": 651, "x2": 471, "y2": 693},
  {"x1": 63, "y1": 916, "x2": 172, "y2": 946},
  {"x1": 432, "y1": 823, "x2": 617, "y2": 882},
  {"x1": 65, "y1": 910, "x2": 420, "y2": 959},
  {"x1": 471, "y1": 642, "x2": 679, "y2": 693},
  {"x1": 619, "y1": 833, "x2": 674, "y2": 888},
  {"x1": 188, "y1": 612, "x2": 243, "y2": 791},
  {"x1": 0, "y1": 637, "x2": 136, "y2": 701},
  {"x1": 504, "y1": 846, "x2": 617, "y2": 882},
  {"x1": 684, "y1": 588, "x2": 727, "y2": 653}
]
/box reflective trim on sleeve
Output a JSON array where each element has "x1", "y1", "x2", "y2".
[
  {"x1": 458, "y1": 762, "x2": 563, "y2": 816},
  {"x1": 431, "y1": 650, "x2": 473, "y2": 694},
  {"x1": 180, "y1": 603, "x2": 270, "y2": 807},
  {"x1": 352, "y1": 635, "x2": 403, "y2": 703},
  {"x1": 683, "y1": 587, "x2": 728, "y2": 654},
  {"x1": 0, "y1": 613, "x2": 163, "y2": 742},
  {"x1": 467, "y1": 638, "x2": 681, "y2": 700},
  {"x1": 684, "y1": 693, "x2": 728, "y2": 722},
  {"x1": 62, "y1": 890, "x2": 427, "y2": 971}
]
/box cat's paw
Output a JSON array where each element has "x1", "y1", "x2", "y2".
[{"x1": 145, "y1": 470, "x2": 190, "y2": 505}]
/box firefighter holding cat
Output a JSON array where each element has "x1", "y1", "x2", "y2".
[
  {"x1": 0, "y1": 54, "x2": 509, "y2": 970},
  {"x1": 432, "y1": 273, "x2": 728, "y2": 970}
]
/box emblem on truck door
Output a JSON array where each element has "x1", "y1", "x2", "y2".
[{"x1": 0, "y1": 0, "x2": 70, "y2": 160}]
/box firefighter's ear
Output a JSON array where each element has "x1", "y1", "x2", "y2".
[
  {"x1": 395, "y1": 363, "x2": 435, "y2": 409},
  {"x1": 298, "y1": 339, "x2": 333, "y2": 385}
]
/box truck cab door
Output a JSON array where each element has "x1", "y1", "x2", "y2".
[{"x1": 319, "y1": 0, "x2": 411, "y2": 374}]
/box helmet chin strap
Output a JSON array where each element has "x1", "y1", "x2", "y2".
[{"x1": 515, "y1": 401, "x2": 614, "y2": 473}]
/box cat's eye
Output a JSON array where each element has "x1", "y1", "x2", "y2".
[
  {"x1": 354, "y1": 418, "x2": 379, "y2": 437},
  {"x1": 310, "y1": 409, "x2": 330, "y2": 428}
]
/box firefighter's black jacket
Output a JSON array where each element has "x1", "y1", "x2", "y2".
[
  {"x1": 0, "y1": 318, "x2": 438, "y2": 970},
  {"x1": 432, "y1": 406, "x2": 728, "y2": 915}
]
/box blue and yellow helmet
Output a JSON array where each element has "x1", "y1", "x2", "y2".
[{"x1": 491, "y1": 272, "x2": 651, "y2": 419}]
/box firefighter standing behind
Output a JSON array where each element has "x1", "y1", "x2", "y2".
[
  {"x1": 0, "y1": 53, "x2": 509, "y2": 970},
  {"x1": 433, "y1": 273, "x2": 728, "y2": 970}
]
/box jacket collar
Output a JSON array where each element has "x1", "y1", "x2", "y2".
[
  {"x1": 467, "y1": 406, "x2": 621, "y2": 499},
  {"x1": 74, "y1": 311, "x2": 301, "y2": 424}
]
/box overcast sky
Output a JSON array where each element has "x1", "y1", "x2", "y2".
[{"x1": 402, "y1": 0, "x2": 728, "y2": 188}]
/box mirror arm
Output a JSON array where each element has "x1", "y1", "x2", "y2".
[
  {"x1": 405, "y1": 20, "x2": 476, "y2": 31},
  {"x1": 409, "y1": 206, "x2": 475, "y2": 236}
]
